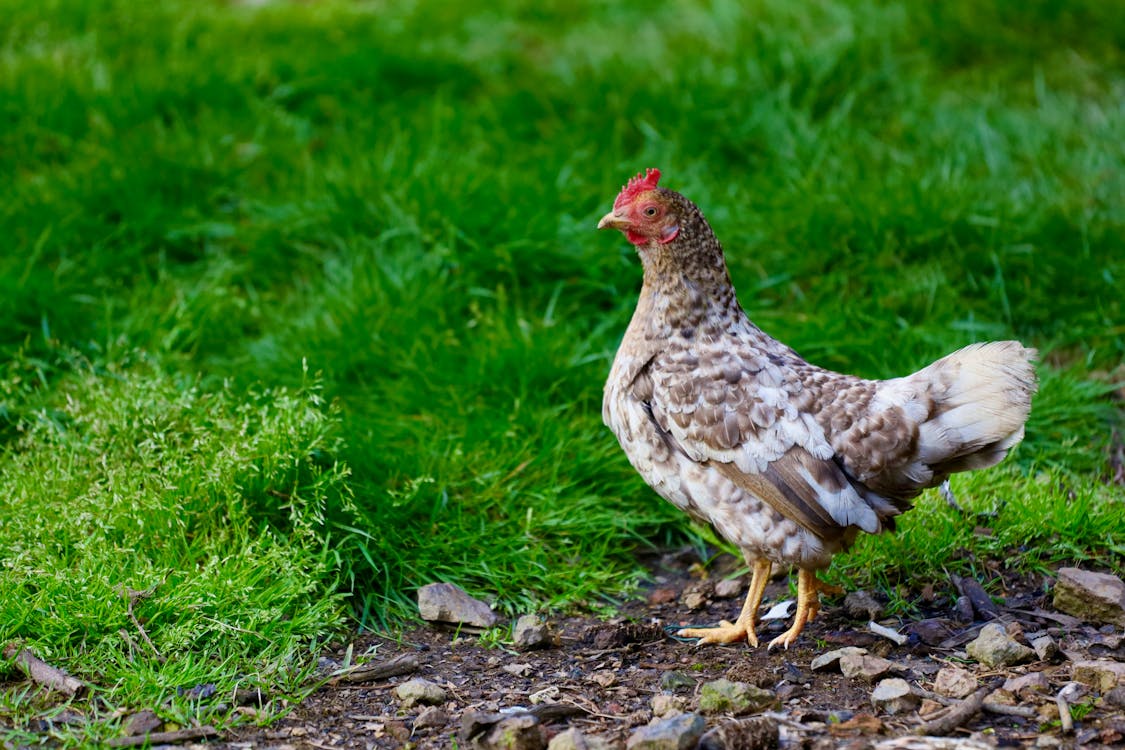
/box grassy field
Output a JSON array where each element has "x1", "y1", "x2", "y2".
[{"x1": 1, "y1": 0, "x2": 1123, "y2": 741}]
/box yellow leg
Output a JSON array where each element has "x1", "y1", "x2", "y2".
[
  {"x1": 767, "y1": 568, "x2": 841, "y2": 650},
  {"x1": 677, "y1": 559, "x2": 772, "y2": 647}
]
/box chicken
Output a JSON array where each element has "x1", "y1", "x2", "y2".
[{"x1": 598, "y1": 169, "x2": 1037, "y2": 649}]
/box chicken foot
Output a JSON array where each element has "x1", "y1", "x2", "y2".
[
  {"x1": 766, "y1": 568, "x2": 843, "y2": 649},
  {"x1": 677, "y1": 558, "x2": 772, "y2": 647}
]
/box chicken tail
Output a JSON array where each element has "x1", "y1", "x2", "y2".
[{"x1": 912, "y1": 341, "x2": 1038, "y2": 476}]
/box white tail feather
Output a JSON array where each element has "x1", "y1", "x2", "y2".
[{"x1": 913, "y1": 341, "x2": 1037, "y2": 473}]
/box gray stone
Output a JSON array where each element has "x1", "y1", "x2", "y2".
[
  {"x1": 682, "y1": 590, "x2": 709, "y2": 610},
  {"x1": 548, "y1": 729, "x2": 587, "y2": 750},
  {"x1": 513, "y1": 614, "x2": 553, "y2": 651},
  {"x1": 1031, "y1": 635, "x2": 1058, "y2": 661},
  {"x1": 698, "y1": 679, "x2": 778, "y2": 715},
  {"x1": 650, "y1": 694, "x2": 686, "y2": 718},
  {"x1": 714, "y1": 577, "x2": 743, "y2": 599},
  {"x1": 844, "y1": 590, "x2": 885, "y2": 621},
  {"x1": 966, "y1": 623, "x2": 1034, "y2": 668},
  {"x1": 414, "y1": 706, "x2": 450, "y2": 729},
  {"x1": 475, "y1": 714, "x2": 545, "y2": 750},
  {"x1": 870, "y1": 678, "x2": 919, "y2": 715},
  {"x1": 933, "y1": 666, "x2": 977, "y2": 699},
  {"x1": 1104, "y1": 686, "x2": 1125, "y2": 708},
  {"x1": 1073, "y1": 660, "x2": 1125, "y2": 692},
  {"x1": 698, "y1": 716, "x2": 779, "y2": 750},
  {"x1": 548, "y1": 728, "x2": 614, "y2": 750},
  {"x1": 659, "y1": 670, "x2": 695, "y2": 692},
  {"x1": 839, "y1": 653, "x2": 895, "y2": 682},
  {"x1": 418, "y1": 582, "x2": 498, "y2": 628},
  {"x1": 1053, "y1": 568, "x2": 1125, "y2": 626},
  {"x1": 810, "y1": 647, "x2": 867, "y2": 672},
  {"x1": 395, "y1": 678, "x2": 447, "y2": 707},
  {"x1": 1004, "y1": 672, "x2": 1049, "y2": 698},
  {"x1": 625, "y1": 713, "x2": 706, "y2": 750}
]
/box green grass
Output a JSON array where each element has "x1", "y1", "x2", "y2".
[{"x1": 1, "y1": 0, "x2": 1123, "y2": 742}]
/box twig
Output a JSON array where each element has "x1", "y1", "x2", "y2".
[
  {"x1": 915, "y1": 679, "x2": 1000, "y2": 736},
  {"x1": 328, "y1": 653, "x2": 419, "y2": 684},
  {"x1": 951, "y1": 574, "x2": 999, "y2": 620},
  {"x1": 119, "y1": 585, "x2": 165, "y2": 663},
  {"x1": 105, "y1": 726, "x2": 218, "y2": 747},
  {"x1": 912, "y1": 684, "x2": 1036, "y2": 719},
  {"x1": 2, "y1": 644, "x2": 86, "y2": 697},
  {"x1": 529, "y1": 702, "x2": 587, "y2": 723},
  {"x1": 1056, "y1": 692, "x2": 1073, "y2": 734},
  {"x1": 868, "y1": 621, "x2": 908, "y2": 645},
  {"x1": 983, "y1": 703, "x2": 1038, "y2": 718}
]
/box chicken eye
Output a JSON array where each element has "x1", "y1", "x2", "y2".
[{"x1": 643, "y1": 206, "x2": 658, "y2": 217}]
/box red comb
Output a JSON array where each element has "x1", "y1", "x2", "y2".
[{"x1": 613, "y1": 168, "x2": 662, "y2": 209}]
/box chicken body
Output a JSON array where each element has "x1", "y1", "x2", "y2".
[{"x1": 599, "y1": 169, "x2": 1037, "y2": 648}]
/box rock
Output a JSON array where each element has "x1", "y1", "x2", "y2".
[
  {"x1": 513, "y1": 614, "x2": 554, "y2": 651},
  {"x1": 1004, "y1": 672, "x2": 1049, "y2": 698},
  {"x1": 1031, "y1": 635, "x2": 1058, "y2": 661},
  {"x1": 395, "y1": 678, "x2": 447, "y2": 707},
  {"x1": 1073, "y1": 660, "x2": 1125, "y2": 692},
  {"x1": 844, "y1": 590, "x2": 885, "y2": 620},
  {"x1": 870, "y1": 678, "x2": 919, "y2": 715},
  {"x1": 475, "y1": 714, "x2": 545, "y2": 750},
  {"x1": 548, "y1": 728, "x2": 614, "y2": 750},
  {"x1": 682, "y1": 590, "x2": 709, "y2": 610},
  {"x1": 698, "y1": 716, "x2": 779, "y2": 750},
  {"x1": 811, "y1": 647, "x2": 867, "y2": 672},
  {"x1": 698, "y1": 679, "x2": 778, "y2": 715},
  {"x1": 839, "y1": 653, "x2": 895, "y2": 682},
  {"x1": 919, "y1": 698, "x2": 945, "y2": 717},
  {"x1": 418, "y1": 582, "x2": 498, "y2": 628},
  {"x1": 714, "y1": 577, "x2": 743, "y2": 599},
  {"x1": 987, "y1": 688, "x2": 1017, "y2": 706},
  {"x1": 908, "y1": 618, "x2": 958, "y2": 646},
  {"x1": 1104, "y1": 686, "x2": 1125, "y2": 708},
  {"x1": 625, "y1": 713, "x2": 706, "y2": 750},
  {"x1": 659, "y1": 671, "x2": 695, "y2": 692},
  {"x1": 1053, "y1": 568, "x2": 1125, "y2": 626},
  {"x1": 651, "y1": 694, "x2": 687, "y2": 718},
  {"x1": 414, "y1": 706, "x2": 450, "y2": 729},
  {"x1": 504, "y1": 663, "x2": 533, "y2": 677},
  {"x1": 933, "y1": 666, "x2": 977, "y2": 699},
  {"x1": 966, "y1": 623, "x2": 1034, "y2": 668}
]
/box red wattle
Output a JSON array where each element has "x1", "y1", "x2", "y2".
[{"x1": 626, "y1": 230, "x2": 647, "y2": 245}]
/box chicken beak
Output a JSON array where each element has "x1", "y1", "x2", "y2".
[{"x1": 597, "y1": 210, "x2": 629, "y2": 231}]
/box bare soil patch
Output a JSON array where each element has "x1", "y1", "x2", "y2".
[{"x1": 220, "y1": 550, "x2": 1125, "y2": 749}]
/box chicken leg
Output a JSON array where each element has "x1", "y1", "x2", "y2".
[
  {"x1": 676, "y1": 558, "x2": 772, "y2": 647},
  {"x1": 766, "y1": 568, "x2": 843, "y2": 649}
]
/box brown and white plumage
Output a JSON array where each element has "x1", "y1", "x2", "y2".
[{"x1": 598, "y1": 169, "x2": 1037, "y2": 648}]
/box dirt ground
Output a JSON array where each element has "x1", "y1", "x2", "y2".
[{"x1": 218, "y1": 549, "x2": 1125, "y2": 750}]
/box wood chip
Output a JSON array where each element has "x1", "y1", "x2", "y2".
[
  {"x1": 328, "y1": 653, "x2": 419, "y2": 684},
  {"x1": 2, "y1": 644, "x2": 87, "y2": 697},
  {"x1": 105, "y1": 726, "x2": 218, "y2": 747},
  {"x1": 914, "y1": 679, "x2": 1001, "y2": 736},
  {"x1": 951, "y1": 575, "x2": 1000, "y2": 620}
]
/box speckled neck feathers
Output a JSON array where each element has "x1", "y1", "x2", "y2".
[{"x1": 633, "y1": 190, "x2": 743, "y2": 339}]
